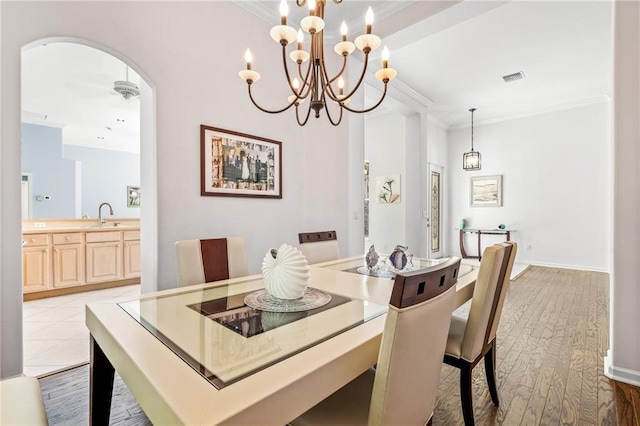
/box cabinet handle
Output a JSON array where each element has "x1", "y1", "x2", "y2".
[
  {"x1": 31, "y1": 238, "x2": 35, "y2": 242},
  {"x1": 66, "y1": 236, "x2": 71, "y2": 240}
]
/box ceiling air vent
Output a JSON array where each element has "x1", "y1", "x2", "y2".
[{"x1": 503, "y1": 71, "x2": 525, "y2": 82}]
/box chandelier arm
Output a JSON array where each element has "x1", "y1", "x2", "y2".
[
  {"x1": 281, "y1": 44, "x2": 303, "y2": 98},
  {"x1": 323, "y1": 98, "x2": 344, "y2": 126},
  {"x1": 319, "y1": 57, "x2": 348, "y2": 103},
  {"x1": 296, "y1": 102, "x2": 314, "y2": 126},
  {"x1": 326, "y1": 54, "x2": 349, "y2": 85},
  {"x1": 337, "y1": 52, "x2": 371, "y2": 102},
  {"x1": 296, "y1": 0, "x2": 306, "y2": 6},
  {"x1": 297, "y1": 60, "x2": 315, "y2": 99},
  {"x1": 322, "y1": 74, "x2": 345, "y2": 104},
  {"x1": 247, "y1": 84, "x2": 297, "y2": 114},
  {"x1": 342, "y1": 82, "x2": 389, "y2": 114}
]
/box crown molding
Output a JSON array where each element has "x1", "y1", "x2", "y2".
[{"x1": 447, "y1": 95, "x2": 611, "y2": 130}]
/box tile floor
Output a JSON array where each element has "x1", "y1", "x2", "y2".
[{"x1": 22, "y1": 284, "x2": 141, "y2": 377}]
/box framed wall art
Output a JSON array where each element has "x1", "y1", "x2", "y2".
[
  {"x1": 470, "y1": 175, "x2": 502, "y2": 207},
  {"x1": 127, "y1": 185, "x2": 140, "y2": 207},
  {"x1": 200, "y1": 125, "x2": 282, "y2": 199},
  {"x1": 375, "y1": 175, "x2": 401, "y2": 204}
]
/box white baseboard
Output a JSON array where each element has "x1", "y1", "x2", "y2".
[
  {"x1": 604, "y1": 350, "x2": 640, "y2": 387},
  {"x1": 527, "y1": 261, "x2": 609, "y2": 273}
]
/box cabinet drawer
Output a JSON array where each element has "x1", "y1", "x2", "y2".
[
  {"x1": 86, "y1": 231, "x2": 121, "y2": 243},
  {"x1": 23, "y1": 234, "x2": 50, "y2": 247},
  {"x1": 123, "y1": 230, "x2": 140, "y2": 241},
  {"x1": 53, "y1": 233, "x2": 83, "y2": 245}
]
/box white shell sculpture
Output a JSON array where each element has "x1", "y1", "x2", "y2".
[{"x1": 262, "y1": 244, "x2": 311, "y2": 299}]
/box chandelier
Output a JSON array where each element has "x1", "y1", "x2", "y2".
[
  {"x1": 238, "y1": 0, "x2": 397, "y2": 126},
  {"x1": 463, "y1": 108, "x2": 482, "y2": 171}
]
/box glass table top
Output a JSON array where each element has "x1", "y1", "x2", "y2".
[
  {"x1": 320, "y1": 256, "x2": 475, "y2": 279},
  {"x1": 119, "y1": 280, "x2": 388, "y2": 389}
]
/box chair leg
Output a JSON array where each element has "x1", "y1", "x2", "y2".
[
  {"x1": 460, "y1": 363, "x2": 475, "y2": 426},
  {"x1": 484, "y1": 339, "x2": 500, "y2": 406}
]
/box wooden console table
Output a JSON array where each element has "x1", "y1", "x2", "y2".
[{"x1": 459, "y1": 228, "x2": 513, "y2": 260}]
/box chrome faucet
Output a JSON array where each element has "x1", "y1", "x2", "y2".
[{"x1": 98, "y1": 202, "x2": 114, "y2": 226}]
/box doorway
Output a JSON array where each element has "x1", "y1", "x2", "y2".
[
  {"x1": 20, "y1": 40, "x2": 150, "y2": 376},
  {"x1": 427, "y1": 163, "x2": 444, "y2": 258}
]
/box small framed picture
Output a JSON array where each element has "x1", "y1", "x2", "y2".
[
  {"x1": 470, "y1": 175, "x2": 502, "y2": 207},
  {"x1": 375, "y1": 174, "x2": 401, "y2": 204},
  {"x1": 127, "y1": 185, "x2": 141, "y2": 208},
  {"x1": 200, "y1": 125, "x2": 282, "y2": 199}
]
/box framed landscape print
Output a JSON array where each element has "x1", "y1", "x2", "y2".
[
  {"x1": 470, "y1": 175, "x2": 503, "y2": 207},
  {"x1": 200, "y1": 125, "x2": 282, "y2": 199}
]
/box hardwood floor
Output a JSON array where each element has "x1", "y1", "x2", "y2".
[
  {"x1": 433, "y1": 265, "x2": 626, "y2": 425},
  {"x1": 38, "y1": 266, "x2": 636, "y2": 425}
]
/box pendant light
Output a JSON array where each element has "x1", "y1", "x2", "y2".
[{"x1": 463, "y1": 108, "x2": 481, "y2": 171}]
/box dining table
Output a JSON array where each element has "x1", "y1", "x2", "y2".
[{"x1": 86, "y1": 255, "x2": 478, "y2": 425}]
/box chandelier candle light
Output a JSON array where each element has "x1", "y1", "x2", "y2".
[
  {"x1": 238, "y1": 0, "x2": 398, "y2": 126},
  {"x1": 463, "y1": 107, "x2": 482, "y2": 171}
]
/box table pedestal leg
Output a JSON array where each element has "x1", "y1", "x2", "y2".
[{"x1": 90, "y1": 335, "x2": 115, "y2": 426}]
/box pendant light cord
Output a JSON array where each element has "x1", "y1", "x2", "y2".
[{"x1": 469, "y1": 108, "x2": 476, "y2": 151}]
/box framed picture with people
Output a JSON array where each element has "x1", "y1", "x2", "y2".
[{"x1": 200, "y1": 125, "x2": 282, "y2": 199}]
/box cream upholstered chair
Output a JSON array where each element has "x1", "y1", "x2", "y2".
[
  {"x1": 0, "y1": 376, "x2": 48, "y2": 425},
  {"x1": 444, "y1": 242, "x2": 517, "y2": 426},
  {"x1": 291, "y1": 257, "x2": 462, "y2": 426},
  {"x1": 175, "y1": 237, "x2": 248, "y2": 287},
  {"x1": 298, "y1": 230, "x2": 339, "y2": 264}
]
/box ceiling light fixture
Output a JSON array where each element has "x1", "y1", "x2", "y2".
[
  {"x1": 114, "y1": 65, "x2": 139, "y2": 100},
  {"x1": 463, "y1": 108, "x2": 481, "y2": 171},
  {"x1": 238, "y1": 0, "x2": 397, "y2": 126}
]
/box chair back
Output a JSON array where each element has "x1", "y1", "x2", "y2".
[
  {"x1": 487, "y1": 242, "x2": 517, "y2": 343},
  {"x1": 298, "y1": 231, "x2": 339, "y2": 264},
  {"x1": 368, "y1": 257, "x2": 461, "y2": 425},
  {"x1": 460, "y1": 242, "x2": 516, "y2": 361},
  {"x1": 175, "y1": 237, "x2": 247, "y2": 287}
]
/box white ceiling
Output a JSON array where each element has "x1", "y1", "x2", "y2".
[
  {"x1": 239, "y1": 0, "x2": 612, "y2": 127},
  {"x1": 22, "y1": 42, "x2": 141, "y2": 153},
  {"x1": 20, "y1": 1, "x2": 612, "y2": 153}
]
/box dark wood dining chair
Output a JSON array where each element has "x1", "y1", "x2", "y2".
[
  {"x1": 297, "y1": 230, "x2": 339, "y2": 264},
  {"x1": 175, "y1": 237, "x2": 248, "y2": 286},
  {"x1": 444, "y1": 242, "x2": 517, "y2": 425},
  {"x1": 291, "y1": 257, "x2": 462, "y2": 426}
]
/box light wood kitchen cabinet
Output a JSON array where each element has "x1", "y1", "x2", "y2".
[
  {"x1": 123, "y1": 231, "x2": 141, "y2": 279},
  {"x1": 22, "y1": 223, "x2": 140, "y2": 299},
  {"x1": 52, "y1": 233, "x2": 85, "y2": 288},
  {"x1": 22, "y1": 234, "x2": 51, "y2": 293},
  {"x1": 86, "y1": 231, "x2": 123, "y2": 284}
]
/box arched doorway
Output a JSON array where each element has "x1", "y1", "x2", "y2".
[{"x1": 19, "y1": 38, "x2": 157, "y2": 376}]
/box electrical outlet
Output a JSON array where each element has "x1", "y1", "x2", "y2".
[
  {"x1": 526, "y1": 244, "x2": 532, "y2": 250},
  {"x1": 34, "y1": 222, "x2": 46, "y2": 228}
]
